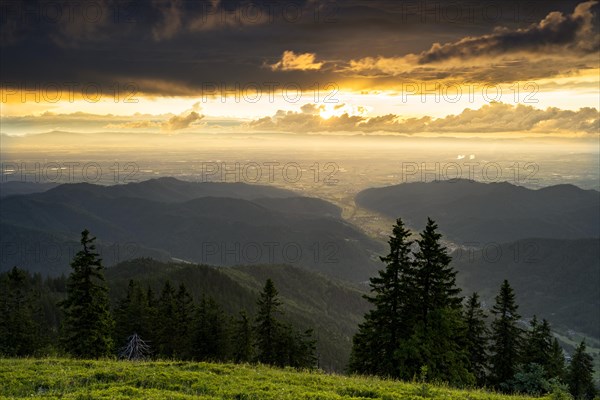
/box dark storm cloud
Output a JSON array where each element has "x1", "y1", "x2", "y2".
[
  {"x1": 346, "y1": 1, "x2": 599, "y2": 84},
  {"x1": 0, "y1": 0, "x2": 594, "y2": 95},
  {"x1": 417, "y1": 0, "x2": 598, "y2": 64}
]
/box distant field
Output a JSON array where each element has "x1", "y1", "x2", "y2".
[{"x1": 0, "y1": 358, "x2": 542, "y2": 400}]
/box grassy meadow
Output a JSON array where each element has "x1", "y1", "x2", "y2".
[{"x1": 0, "y1": 358, "x2": 547, "y2": 400}]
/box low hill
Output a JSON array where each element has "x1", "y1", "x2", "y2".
[
  {"x1": 0, "y1": 358, "x2": 540, "y2": 400},
  {"x1": 40, "y1": 176, "x2": 297, "y2": 202},
  {"x1": 0, "y1": 178, "x2": 382, "y2": 281},
  {"x1": 0, "y1": 181, "x2": 59, "y2": 197},
  {"x1": 356, "y1": 179, "x2": 600, "y2": 243}
]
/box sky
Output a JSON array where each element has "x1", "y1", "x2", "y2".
[{"x1": 0, "y1": 0, "x2": 599, "y2": 138}]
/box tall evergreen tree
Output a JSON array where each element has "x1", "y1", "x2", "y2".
[
  {"x1": 403, "y1": 218, "x2": 471, "y2": 385},
  {"x1": 276, "y1": 324, "x2": 317, "y2": 369},
  {"x1": 546, "y1": 338, "x2": 566, "y2": 381},
  {"x1": 349, "y1": 319, "x2": 379, "y2": 375},
  {"x1": 464, "y1": 292, "x2": 489, "y2": 385},
  {"x1": 59, "y1": 229, "x2": 114, "y2": 358},
  {"x1": 114, "y1": 280, "x2": 154, "y2": 350},
  {"x1": 489, "y1": 280, "x2": 522, "y2": 389},
  {"x1": 255, "y1": 278, "x2": 283, "y2": 365},
  {"x1": 412, "y1": 218, "x2": 462, "y2": 320},
  {"x1": 522, "y1": 316, "x2": 556, "y2": 379},
  {"x1": 155, "y1": 281, "x2": 177, "y2": 358},
  {"x1": 193, "y1": 295, "x2": 230, "y2": 361},
  {"x1": 173, "y1": 283, "x2": 195, "y2": 359},
  {"x1": 517, "y1": 317, "x2": 566, "y2": 383},
  {"x1": 0, "y1": 267, "x2": 42, "y2": 356},
  {"x1": 349, "y1": 218, "x2": 414, "y2": 378},
  {"x1": 233, "y1": 311, "x2": 254, "y2": 363},
  {"x1": 567, "y1": 341, "x2": 597, "y2": 400}
]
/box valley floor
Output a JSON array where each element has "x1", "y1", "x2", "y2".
[{"x1": 0, "y1": 358, "x2": 543, "y2": 400}]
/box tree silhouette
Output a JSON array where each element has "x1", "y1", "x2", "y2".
[
  {"x1": 349, "y1": 218, "x2": 414, "y2": 377},
  {"x1": 255, "y1": 278, "x2": 283, "y2": 365},
  {"x1": 59, "y1": 229, "x2": 114, "y2": 358},
  {"x1": 489, "y1": 280, "x2": 522, "y2": 389},
  {"x1": 568, "y1": 340, "x2": 597, "y2": 400},
  {"x1": 464, "y1": 292, "x2": 489, "y2": 385}
]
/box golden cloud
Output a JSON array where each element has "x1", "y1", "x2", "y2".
[
  {"x1": 269, "y1": 51, "x2": 324, "y2": 71},
  {"x1": 247, "y1": 102, "x2": 599, "y2": 135}
]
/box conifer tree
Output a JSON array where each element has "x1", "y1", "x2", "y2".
[
  {"x1": 349, "y1": 319, "x2": 379, "y2": 375},
  {"x1": 233, "y1": 311, "x2": 254, "y2": 363},
  {"x1": 464, "y1": 292, "x2": 489, "y2": 385},
  {"x1": 276, "y1": 324, "x2": 317, "y2": 369},
  {"x1": 255, "y1": 278, "x2": 283, "y2": 365},
  {"x1": 489, "y1": 280, "x2": 522, "y2": 389},
  {"x1": 405, "y1": 218, "x2": 471, "y2": 384},
  {"x1": 59, "y1": 229, "x2": 114, "y2": 358},
  {"x1": 349, "y1": 218, "x2": 414, "y2": 377},
  {"x1": 193, "y1": 295, "x2": 229, "y2": 361},
  {"x1": 522, "y1": 316, "x2": 556, "y2": 379},
  {"x1": 522, "y1": 317, "x2": 550, "y2": 365},
  {"x1": 173, "y1": 283, "x2": 195, "y2": 359},
  {"x1": 546, "y1": 338, "x2": 566, "y2": 381},
  {"x1": 412, "y1": 218, "x2": 462, "y2": 319},
  {"x1": 0, "y1": 267, "x2": 41, "y2": 356},
  {"x1": 350, "y1": 219, "x2": 413, "y2": 378},
  {"x1": 155, "y1": 281, "x2": 177, "y2": 358},
  {"x1": 114, "y1": 280, "x2": 154, "y2": 349},
  {"x1": 351, "y1": 218, "x2": 471, "y2": 384},
  {"x1": 567, "y1": 341, "x2": 597, "y2": 400},
  {"x1": 292, "y1": 328, "x2": 317, "y2": 369}
]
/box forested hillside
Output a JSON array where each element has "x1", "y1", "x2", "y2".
[
  {"x1": 0, "y1": 258, "x2": 368, "y2": 372},
  {"x1": 0, "y1": 178, "x2": 383, "y2": 281}
]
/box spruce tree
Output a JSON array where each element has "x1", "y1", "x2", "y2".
[
  {"x1": 59, "y1": 229, "x2": 114, "y2": 358},
  {"x1": 349, "y1": 218, "x2": 414, "y2": 378},
  {"x1": 233, "y1": 311, "x2": 254, "y2": 363},
  {"x1": 489, "y1": 280, "x2": 522, "y2": 389},
  {"x1": 405, "y1": 218, "x2": 471, "y2": 385},
  {"x1": 522, "y1": 316, "x2": 555, "y2": 379},
  {"x1": 193, "y1": 295, "x2": 230, "y2": 361},
  {"x1": 567, "y1": 341, "x2": 597, "y2": 400},
  {"x1": 295, "y1": 328, "x2": 317, "y2": 369},
  {"x1": 114, "y1": 280, "x2": 154, "y2": 350},
  {"x1": 276, "y1": 324, "x2": 317, "y2": 369},
  {"x1": 349, "y1": 319, "x2": 379, "y2": 375},
  {"x1": 0, "y1": 267, "x2": 41, "y2": 356},
  {"x1": 464, "y1": 292, "x2": 489, "y2": 385},
  {"x1": 522, "y1": 317, "x2": 549, "y2": 365},
  {"x1": 412, "y1": 218, "x2": 462, "y2": 319},
  {"x1": 173, "y1": 283, "x2": 195, "y2": 359},
  {"x1": 155, "y1": 281, "x2": 177, "y2": 358},
  {"x1": 254, "y1": 278, "x2": 283, "y2": 365},
  {"x1": 546, "y1": 338, "x2": 566, "y2": 381}
]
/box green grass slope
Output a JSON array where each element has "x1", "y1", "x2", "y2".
[{"x1": 0, "y1": 358, "x2": 541, "y2": 400}]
